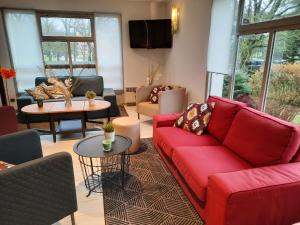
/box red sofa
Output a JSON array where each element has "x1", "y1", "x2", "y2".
[{"x1": 153, "y1": 96, "x2": 300, "y2": 225}]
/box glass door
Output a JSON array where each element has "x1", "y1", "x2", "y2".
[{"x1": 265, "y1": 29, "x2": 300, "y2": 124}]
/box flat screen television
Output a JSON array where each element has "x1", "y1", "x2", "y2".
[{"x1": 129, "y1": 19, "x2": 173, "y2": 49}]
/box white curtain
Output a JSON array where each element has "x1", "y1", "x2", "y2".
[
  {"x1": 207, "y1": 0, "x2": 237, "y2": 74},
  {"x1": 4, "y1": 10, "x2": 44, "y2": 92},
  {"x1": 95, "y1": 14, "x2": 123, "y2": 90}
]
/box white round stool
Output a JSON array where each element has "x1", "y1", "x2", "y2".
[{"x1": 112, "y1": 117, "x2": 140, "y2": 154}]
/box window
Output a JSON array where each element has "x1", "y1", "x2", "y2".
[
  {"x1": 207, "y1": 0, "x2": 300, "y2": 125},
  {"x1": 242, "y1": 0, "x2": 300, "y2": 24},
  {"x1": 38, "y1": 14, "x2": 96, "y2": 77},
  {"x1": 4, "y1": 10, "x2": 44, "y2": 91},
  {"x1": 95, "y1": 14, "x2": 123, "y2": 90}
]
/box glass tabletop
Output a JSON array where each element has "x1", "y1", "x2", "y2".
[{"x1": 73, "y1": 135, "x2": 132, "y2": 158}]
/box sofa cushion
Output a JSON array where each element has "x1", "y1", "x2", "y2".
[
  {"x1": 207, "y1": 96, "x2": 246, "y2": 142},
  {"x1": 138, "y1": 102, "x2": 159, "y2": 117},
  {"x1": 224, "y1": 108, "x2": 300, "y2": 167},
  {"x1": 72, "y1": 76, "x2": 104, "y2": 97},
  {"x1": 172, "y1": 146, "x2": 252, "y2": 202},
  {"x1": 174, "y1": 102, "x2": 214, "y2": 135},
  {"x1": 150, "y1": 85, "x2": 173, "y2": 104},
  {"x1": 156, "y1": 127, "x2": 221, "y2": 158}
]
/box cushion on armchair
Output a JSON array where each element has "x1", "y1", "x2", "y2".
[
  {"x1": 72, "y1": 76, "x2": 104, "y2": 96},
  {"x1": 150, "y1": 85, "x2": 173, "y2": 104}
]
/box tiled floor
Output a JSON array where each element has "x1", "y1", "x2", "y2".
[{"x1": 40, "y1": 106, "x2": 153, "y2": 225}]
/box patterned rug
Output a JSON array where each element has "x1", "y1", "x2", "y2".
[{"x1": 103, "y1": 138, "x2": 204, "y2": 225}]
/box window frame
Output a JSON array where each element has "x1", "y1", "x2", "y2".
[
  {"x1": 228, "y1": 0, "x2": 300, "y2": 111},
  {"x1": 36, "y1": 11, "x2": 98, "y2": 75}
]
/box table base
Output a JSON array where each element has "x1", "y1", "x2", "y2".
[{"x1": 79, "y1": 153, "x2": 130, "y2": 197}]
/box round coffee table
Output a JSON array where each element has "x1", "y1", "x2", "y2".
[{"x1": 73, "y1": 134, "x2": 132, "y2": 196}]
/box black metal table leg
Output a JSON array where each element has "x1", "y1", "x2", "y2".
[
  {"x1": 49, "y1": 115, "x2": 56, "y2": 143},
  {"x1": 81, "y1": 112, "x2": 86, "y2": 138},
  {"x1": 25, "y1": 114, "x2": 31, "y2": 129},
  {"x1": 107, "y1": 107, "x2": 110, "y2": 122},
  {"x1": 121, "y1": 152, "x2": 126, "y2": 189}
]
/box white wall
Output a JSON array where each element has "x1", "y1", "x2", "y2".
[
  {"x1": 164, "y1": 0, "x2": 212, "y2": 103},
  {"x1": 0, "y1": 0, "x2": 168, "y2": 99}
]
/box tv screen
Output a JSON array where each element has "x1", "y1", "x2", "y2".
[{"x1": 129, "y1": 19, "x2": 172, "y2": 49}]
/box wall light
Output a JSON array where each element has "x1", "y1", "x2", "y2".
[{"x1": 171, "y1": 7, "x2": 179, "y2": 34}]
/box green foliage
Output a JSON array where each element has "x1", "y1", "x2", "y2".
[
  {"x1": 85, "y1": 90, "x2": 96, "y2": 99},
  {"x1": 103, "y1": 122, "x2": 114, "y2": 132},
  {"x1": 232, "y1": 72, "x2": 252, "y2": 99}
]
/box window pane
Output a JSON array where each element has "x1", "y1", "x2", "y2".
[
  {"x1": 233, "y1": 33, "x2": 269, "y2": 108},
  {"x1": 73, "y1": 68, "x2": 96, "y2": 76},
  {"x1": 41, "y1": 17, "x2": 91, "y2": 37},
  {"x1": 95, "y1": 14, "x2": 123, "y2": 90},
  {"x1": 265, "y1": 30, "x2": 300, "y2": 125},
  {"x1": 208, "y1": 72, "x2": 231, "y2": 98},
  {"x1": 243, "y1": 0, "x2": 300, "y2": 24},
  {"x1": 45, "y1": 68, "x2": 70, "y2": 77},
  {"x1": 71, "y1": 42, "x2": 95, "y2": 64},
  {"x1": 4, "y1": 10, "x2": 44, "y2": 92},
  {"x1": 42, "y1": 42, "x2": 69, "y2": 65}
]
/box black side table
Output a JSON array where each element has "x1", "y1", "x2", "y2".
[{"x1": 73, "y1": 134, "x2": 132, "y2": 197}]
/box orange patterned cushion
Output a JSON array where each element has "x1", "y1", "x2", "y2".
[
  {"x1": 0, "y1": 161, "x2": 14, "y2": 171},
  {"x1": 174, "y1": 102, "x2": 215, "y2": 135}
]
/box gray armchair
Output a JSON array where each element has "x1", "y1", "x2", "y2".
[
  {"x1": 136, "y1": 85, "x2": 186, "y2": 118},
  {"x1": 0, "y1": 130, "x2": 77, "y2": 225}
]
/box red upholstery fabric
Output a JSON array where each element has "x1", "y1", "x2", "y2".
[
  {"x1": 153, "y1": 113, "x2": 181, "y2": 147},
  {"x1": 172, "y1": 146, "x2": 252, "y2": 202},
  {"x1": 206, "y1": 162, "x2": 300, "y2": 225},
  {"x1": 207, "y1": 96, "x2": 245, "y2": 142},
  {"x1": 224, "y1": 108, "x2": 300, "y2": 167},
  {"x1": 156, "y1": 127, "x2": 221, "y2": 158},
  {"x1": 0, "y1": 106, "x2": 18, "y2": 136}
]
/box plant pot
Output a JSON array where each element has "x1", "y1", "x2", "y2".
[
  {"x1": 88, "y1": 98, "x2": 95, "y2": 106},
  {"x1": 104, "y1": 131, "x2": 115, "y2": 142}
]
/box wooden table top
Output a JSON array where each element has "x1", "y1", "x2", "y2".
[{"x1": 21, "y1": 100, "x2": 111, "y2": 115}]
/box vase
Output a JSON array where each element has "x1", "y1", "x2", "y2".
[
  {"x1": 64, "y1": 96, "x2": 72, "y2": 107},
  {"x1": 37, "y1": 99, "x2": 43, "y2": 108},
  {"x1": 88, "y1": 98, "x2": 95, "y2": 106},
  {"x1": 104, "y1": 131, "x2": 115, "y2": 142}
]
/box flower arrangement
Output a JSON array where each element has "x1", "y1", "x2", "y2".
[
  {"x1": 85, "y1": 90, "x2": 96, "y2": 99},
  {"x1": 103, "y1": 121, "x2": 114, "y2": 132},
  {"x1": 147, "y1": 63, "x2": 162, "y2": 86},
  {"x1": 103, "y1": 121, "x2": 115, "y2": 142},
  {"x1": 0, "y1": 66, "x2": 16, "y2": 105}
]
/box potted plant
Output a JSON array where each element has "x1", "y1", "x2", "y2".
[
  {"x1": 103, "y1": 121, "x2": 115, "y2": 142},
  {"x1": 85, "y1": 90, "x2": 97, "y2": 106}
]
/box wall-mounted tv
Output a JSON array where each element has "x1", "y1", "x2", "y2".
[{"x1": 129, "y1": 19, "x2": 173, "y2": 49}]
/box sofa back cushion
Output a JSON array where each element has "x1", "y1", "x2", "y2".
[
  {"x1": 207, "y1": 96, "x2": 246, "y2": 142},
  {"x1": 224, "y1": 108, "x2": 300, "y2": 167},
  {"x1": 72, "y1": 76, "x2": 103, "y2": 96},
  {"x1": 35, "y1": 76, "x2": 104, "y2": 97}
]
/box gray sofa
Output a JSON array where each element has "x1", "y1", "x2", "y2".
[
  {"x1": 17, "y1": 75, "x2": 120, "y2": 123},
  {"x1": 0, "y1": 130, "x2": 77, "y2": 225}
]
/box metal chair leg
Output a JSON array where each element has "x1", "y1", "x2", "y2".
[
  {"x1": 71, "y1": 213, "x2": 76, "y2": 225},
  {"x1": 138, "y1": 113, "x2": 140, "y2": 119}
]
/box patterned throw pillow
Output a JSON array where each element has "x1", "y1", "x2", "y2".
[
  {"x1": 174, "y1": 102, "x2": 215, "y2": 135},
  {"x1": 41, "y1": 83, "x2": 65, "y2": 99},
  {"x1": 26, "y1": 83, "x2": 50, "y2": 100},
  {"x1": 150, "y1": 85, "x2": 173, "y2": 104}
]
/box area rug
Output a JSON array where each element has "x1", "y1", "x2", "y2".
[{"x1": 103, "y1": 138, "x2": 204, "y2": 225}]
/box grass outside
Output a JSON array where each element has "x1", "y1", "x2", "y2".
[{"x1": 292, "y1": 113, "x2": 300, "y2": 125}]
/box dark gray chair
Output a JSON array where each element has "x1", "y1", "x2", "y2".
[{"x1": 0, "y1": 130, "x2": 77, "y2": 225}]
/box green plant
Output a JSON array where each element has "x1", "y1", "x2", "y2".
[
  {"x1": 103, "y1": 122, "x2": 114, "y2": 132},
  {"x1": 85, "y1": 90, "x2": 96, "y2": 99}
]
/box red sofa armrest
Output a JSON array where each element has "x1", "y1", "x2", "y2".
[
  {"x1": 206, "y1": 163, "x2": 300, "y2": 225},
  {"x1": 153, "y1": 113, "x2": 181, "y2": 128},
  {"x1": 153, "y1": 113, "x2": 181, "y2": 146}
]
